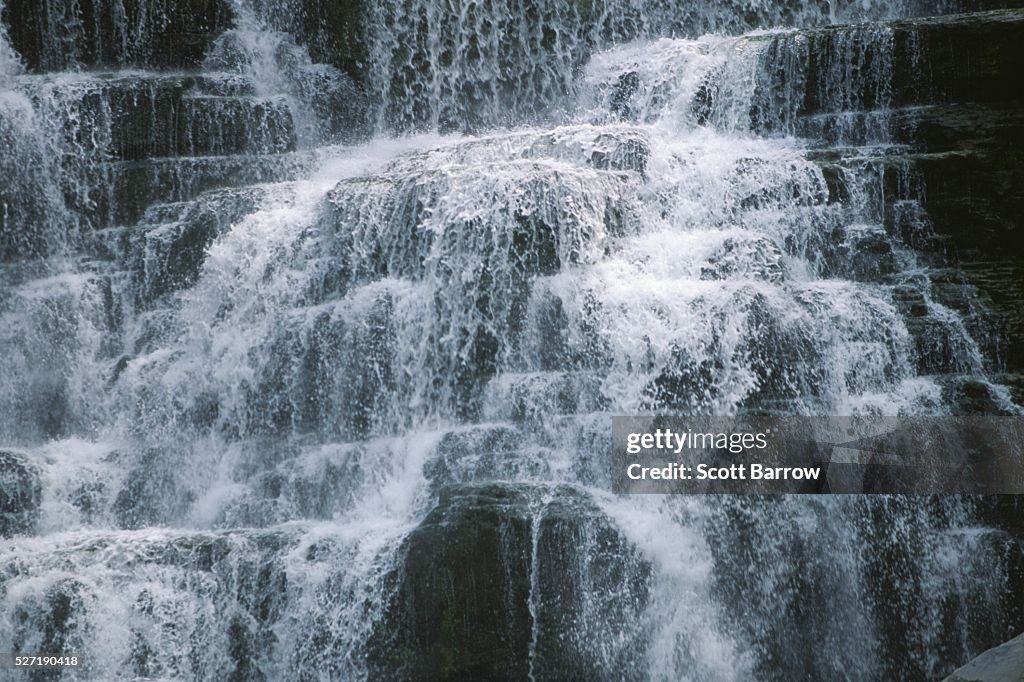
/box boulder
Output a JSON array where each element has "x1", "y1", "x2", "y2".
[{"x1": 367, "y1": 483, "x2": 650, "y2": 681}]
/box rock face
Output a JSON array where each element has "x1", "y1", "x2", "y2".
[
  {"x1": 367, "y1": 483, "x2": 650, "y2": 681},
  {"x1": 943, "y1": 632, "x2": 1024, "y2": 681},
  {"x1": 880, "y1": 11, "x2": 1024, "y2": 376},
  {"x1": 733, "y1": 9, "x2": 1024, "y2": 382},
  {"x1": 1, "y1": 0, "x2": 235, "y2": 71},
  {"x1": 0, "y1": 450, "x2": 41, "y2": 537}
]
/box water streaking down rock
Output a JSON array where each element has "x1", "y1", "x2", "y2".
[{"x1": 1, "y1": 1, "x2": 1023, "y2": 680}]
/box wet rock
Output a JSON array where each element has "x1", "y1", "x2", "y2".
[
  {"x1": 238, "y1": 0, "x2": 367, "y2": 83},
  {"x1": 97, "y1": 153, "x2": 308, "y2": 228},
  {"x1": 908, "y1": 146, "x2": 1024, "y2": 370},
  {"x1": 423, "y1": 425, "x2": 552, "y2": 490},
  {"x1": 799, "y1": 12, "x2": 1024, "y2": 373},
  {"x1": 8, "y1": 578, "x2": 90, "y2": 665},
  {"x1": 787, "y1": 9, "x2": 1024, "y2": 117},
  {"x1": 18, "y1": 74, "x2": 297, "y2": 163},
  {"x1": 0, "y1": 95, "x2": 65, "y2": 261},
  {"x1": 892, "y1": 285, "x2": 984, "y2": 376},
  {"x1": 701, "y1": 235, "x2": 787, "y2": 283},
  {"x1": 975, "y1": 494, "x2": 1024, "y2": 538},
  {"x1": 367, "y1": 483, "x2": 650, "y2": 681},
  {"x1": 125, "y1": 187, "x2": 268, "y2": 306},
  {"x1": 2, "y1": 0, "x2": 234, "y2": 71},
  {"x1": 240, "y1": 291, "x2": 398, "y2": 439},
  {"x1": 939, "y1": 377, "x2": 1021, "y2": 416},
  {"x1": 609, "y1": 71, "x2": 640, "y2": 120},
  {"x1": 217, "y1": 440, "x2": 377, "y2": 527},
  {"x1": 482, "y1": 371, "x2": 610, "y2": 424},
  {"x1": 2, "y1": 530, "x2": 289, "y2": 679},
  {"x1": 113, "y1": 449, "x2": 196, "y2": 530},
  {"x1": 0, "y1": 450, "x2": 41, "y2": 537}
]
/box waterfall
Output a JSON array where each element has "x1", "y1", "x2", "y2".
[
  {"x1": 1, "y1": 0, "x2": 1022, "y2": 680},
  {"x1": 363, "y1": 0, "x2": 954, "y2": 134}
]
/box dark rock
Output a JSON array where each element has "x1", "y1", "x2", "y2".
[
  {"x1": 201, "y1": 25, "x2": 371, "y2": 145},
  {"x1": 483, "y1": 371, "x2": 609, "y2": 424},
  {"x1": 243, "y1": 0, "x2": 367, "y2": 83},
  {"x1": 217, "y1": 440, "x2": 374, "y2": 527},
  {"x1": 113, "y1": 449, "x2": 195, "y2": 530},
  {"x1": 892, "y1": 10, "x2": 1024, "y2": 108},
  {"x1": 95, "y1": 152, "x2": 308, "y2": 229},
  {"x1": 240, "y1": 291, "x2": 397, "y2": 439},
  {"x1": 642, "y1": 291, "x2": 831, "y2": 414},
  {"x1": 8, "y1": 578, "x2": 89, "y2": 670},
  {"x1": 367, "y1": 483, "x2": 650, "y2": 681},
  {"x1": 701, "y1": 235, "x2": 787, "y2": 283},
  {"x1": 974, "y1": 495, "x2": 1024, "y2": 539},
  {"x1": 939, "y1": 377, "x2": 1021, "y2": 415},
  {"x1": 782, "y1": 9, "x2": 1024, "y2": 118},
  {"x1": 0, "y1": 450, "x2": 42, "y2": 537},
  {"x1": 19, "y1": 74, "x2": 297, "y2": 162},
  {"x1": 587, "y1": 133, "x2": 649, "y2": 177},
  {"x1": 302, "y1": 0, "x2": 367, "y2": 80},
  {"x1": 797, "y1": 12, "x2": 1024, "y2": 374},
  {"x1": 124, "y1": 187, "x2": 267, "y2": 306},
  {"x1": 2, "y1": 0, "x2": 234, "y2": 72},
  {"x1": 423, "y1": 425, "x2": 552, "y2": 490},
  {"x1": 907, "y1": 146, "x2": 1024, "y2": 370},
  {"x1": 891, "y1": 284, "x2": 987, "y2": 375},
  {"x1": 10, "y1": 73, "x2": 307, "y2": 232},
  {"x1": 709, "y1": 496, "x2": 1024, "y2": 680},
  {"x1": 610, "y1": 71, "x2": 640, "y2": 120}
]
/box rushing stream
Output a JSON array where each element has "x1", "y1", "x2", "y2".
[{"x1": 0, "y1": 0, "x2": 1022, "y2": 679}]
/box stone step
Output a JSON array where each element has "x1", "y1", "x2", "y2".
[
  {"x1": 107, "y1": 187, "x2": 269, "y2": 306},
  {"x1": 771, "y1": 9, "x2": 1024, "y2": 117},
  {"x1": 0, "y1": 527, "x2": 291, "y2": 679},
  {"x1": 861, "y1": 147, "x2": 1024, "y2": 370},
  {"x1": 805, "y1": 102, "x2": 1023, "y2": 374},
  {"x1": 482, "y1": 372, "x2": 610, "y2": 424},
  {"x1": 13, "y1": 72, "x2": 297, "y2": 161},
  {"x1": 0, "y1": 450, "x2": 41, "y2": 537},
  {"x1": 80, "y1": 152, "x2": 311, "y2": 229},
  {"x1": 1, "y1": 0, "x2": 234, "y2": 72},
  {"x1": 798, "y1": 103, "x2": 1024, "y2": 150}
]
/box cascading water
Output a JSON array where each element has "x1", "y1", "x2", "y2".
[{"x1": 1, "y1": 0, "x2": 1022, "y2": 680}]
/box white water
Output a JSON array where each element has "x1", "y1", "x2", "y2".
[
  {"x1": 363, "y1": 0, "x2": 955, "y2": 133},
  {"x1": 1, "y1": 1, "x2": 1020, "y2": 680}
]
